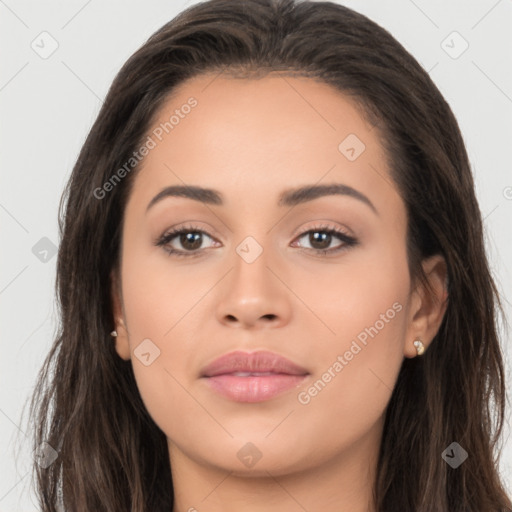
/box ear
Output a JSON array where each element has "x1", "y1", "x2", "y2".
[
  {"x1": 404, "y1": 254, "x2": 448, "y2": 358},
  {"x1": 110, "y1": 269, "x2": 131, "y2": 361}
]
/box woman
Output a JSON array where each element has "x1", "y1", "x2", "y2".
[{"x1": 25, "y1": 0, "x2": 512, "y2": 510}]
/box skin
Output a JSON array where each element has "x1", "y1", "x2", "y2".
[{"x1": 111, "y1": 72, "x2": 448, "y2": 512}]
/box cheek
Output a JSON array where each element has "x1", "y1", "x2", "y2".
[
  {"x1": 291, "y1": 231, "x2": 410, "y2": 431},
  {"x1": 119, "y1": 240, "x2": 230, "y2": 439},
  {"x1": 120, "y1": 239, "x2": 211, "y2": 342},
  {"x1": 291, "y1": 226, "x2": 410, "y2": 348}
]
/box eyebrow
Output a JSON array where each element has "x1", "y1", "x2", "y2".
[{"x1": 146, "y1": 183, "x2": 378, "y2": 215}]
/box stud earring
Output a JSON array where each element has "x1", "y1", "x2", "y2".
[
  {"x1": 110, "y1": 330, "x2": 118, "y2": 337},
  {"x1": 413, "y1": 339, "x2": 425, "y2": 356}
]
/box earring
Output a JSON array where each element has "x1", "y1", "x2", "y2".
[
  {"x1": 413, "y1": 339, "x2": 425, "y2": 356},
  {"x1": 110, "y1": 330, "x2": 118, "y2": 337}
]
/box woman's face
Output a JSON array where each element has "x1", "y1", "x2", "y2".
[{"x1": 112, "y1": 72, "x2": 441, "y2": 477}]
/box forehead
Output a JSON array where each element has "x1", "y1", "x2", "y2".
[
  {"x1": 146, "y1": 71, "x2": 377, "y2": 158},
  {"x1": 128, "y1": 72, "x2": 397, "y2": 213}
]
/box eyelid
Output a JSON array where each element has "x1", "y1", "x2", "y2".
[
  {"x1": 291, "y1": 220, "x2": 354, "y2": 239},
  {"x1": 156, "y1": 220, "x2": 351, "y2": 244},
  {"x1": 155, "y1": 221, "x2": 221, "y2": 242}
]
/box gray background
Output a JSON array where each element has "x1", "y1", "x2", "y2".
[{"x1": 1, "y1": 0, "x2": 511, "y2": 509}]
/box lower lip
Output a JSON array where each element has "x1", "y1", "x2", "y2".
[{"x1": 203, "y1": 374, "x2": 308, "y2": 402}]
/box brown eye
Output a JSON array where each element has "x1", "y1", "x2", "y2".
[
  {"x1": 176, "y1": 231, "x2": 203, "y2": 251},
  {"x1": 293, "y1": 225, "x2": 358, "y2": 255},
  {"x1": 155, "y1": 224, "x2": 218, "y2": 258},
  {"x1": 306, "y1": 231, "x2": 333, "y2": 250}
]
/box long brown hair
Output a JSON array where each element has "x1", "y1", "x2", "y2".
[{"x1": 22, "y1": 0, "x2": 511, "y2": 510}]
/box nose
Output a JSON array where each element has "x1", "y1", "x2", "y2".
[{"x1": 215, "y1": 248, "x2": 293, "y2": 330}]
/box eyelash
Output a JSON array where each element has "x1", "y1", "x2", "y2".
[{"x1": 155, "y1": 222, "x2": 358, "y2": 258}]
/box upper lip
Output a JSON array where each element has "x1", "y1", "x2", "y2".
[{"x1": 200, "y1": 350, "x2": 309, "y2": 377}]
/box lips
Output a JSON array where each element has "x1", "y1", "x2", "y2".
[
  {"x1": 200, "y1": 350, "x2": 309, "y2": 378},
  {"x1": 200, "y1": 350, "x2": 309, "y2": 403}
]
